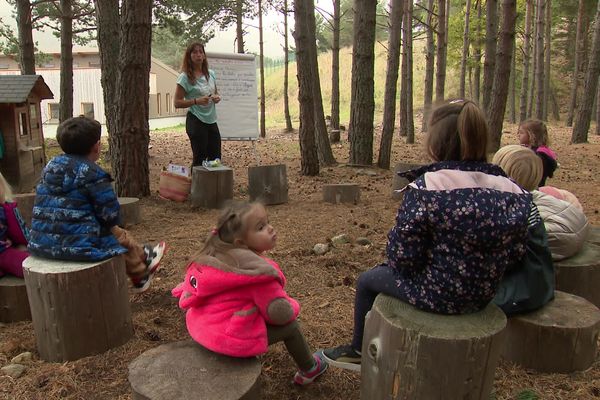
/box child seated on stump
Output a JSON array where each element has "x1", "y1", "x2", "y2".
[
  {"x1": 27, "y1": 116, "x2": 166, "y2": 293},
  {"x1": 0, "y1": 172, "x2": 30, "y2": 278}
]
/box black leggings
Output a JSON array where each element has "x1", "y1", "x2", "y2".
[{"x1": 186, "y1": 113, "x2": 221, "y2": 166}]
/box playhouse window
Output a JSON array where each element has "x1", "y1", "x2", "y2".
[
  {"x1": 81, "y1": 103, "x2": 94, "y2": 119},
  {"x1": 29, "y1": 103, "x2": 39, "y2": 129},
  {"x1": 48, "y1": 103, "x2": 59, "y2": 121},
  {"x1": 19, "y1": 112, "x2": 29, "y2": 136}
]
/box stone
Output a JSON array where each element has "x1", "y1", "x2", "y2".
[
  {"x1": 1, "y1": 364, "x2": 26, "y2": 379},
  {"x1": 11, "y1": 352, "x2": 33, "y2": 364},
  {"x1": 313, "y1": 243, "x2": 330, "y2": 256},
  {"x1": 355, "y1": 237, "x2": 372, "y2": 246},
  {"x1": 331, "y1": 234, "x2": 350, "y2": 246}
]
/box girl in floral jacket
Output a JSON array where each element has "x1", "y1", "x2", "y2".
[{"x1": 322, "y1": 100, "x2": 533, "y2": 371}]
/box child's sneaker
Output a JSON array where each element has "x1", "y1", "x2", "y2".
[
  {"x1": 143, "y1": 241, "x2": 166, "y2": 274},
  {"x1": 292, "y1": 352, "x2": 328, "y2": 386},
  {"x1": 321, "y1": 344, "x2": 362, "y2": 372},
  {"x1": 130, "y1": 274, "x2": 152, "y2": 294}
]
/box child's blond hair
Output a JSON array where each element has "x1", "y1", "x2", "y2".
[
  {"x1": 520, "y1": 119, "x2": 549, "y2": 148},
  {"x1": 492, "y1": 145, "x2": 543, "y2": 191},
  {"x1": 0, "y1": 172, "x2": 13, "y2": 203}
]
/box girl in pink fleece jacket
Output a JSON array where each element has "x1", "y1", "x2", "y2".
[{"x1": 173, "y1": 201, "x2": 328, "y2": 386}]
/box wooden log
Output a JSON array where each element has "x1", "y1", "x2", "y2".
[
  {"x1": 190, "y1": 166, "x2": 234, "y2": 209},
  {"x1": 118, "y1": 197, "x2": 141, "y2": 228},
  {"x1": 323, "y1": 184, "x2": 360, "y2": 205},
  {"x1": 14, "y1": 193, "x2": 36, "y2": 228},
  {"x1": 555, "y1": 242, "x2": 600, "y2": 307},
  {"x1": 22, "y1": 255, "x2": 133, "y2": 362},
  {"x1": 502, "y1": 291, "x2": 600, "y2": 373},
  {"x1": 588, "y1": 225, "x2": 600, "y2": 246},
  {"x1": 128, "y1": 340, "x2": 261, "y2": 400},
  {"x1": 0, "y1": 276, "x2": 31, "y2": 322},
  {"x1": 360, "y1": 294, "x2": 506, "y2": 400},
  {"x1": 329, "y1": 129, "x2": 341, "y2": 143},
  {"x1": 391, "y1": 163, "x2": 425, "y2": 200},
  {"x1": 248, "y1": 164, "x2": 288, "y2": 205}
]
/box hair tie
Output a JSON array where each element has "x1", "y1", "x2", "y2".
[{"x1": 211, "y1": 228, "x2": 219, "y2": 236}]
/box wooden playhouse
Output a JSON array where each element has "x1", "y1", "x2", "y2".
[{"x1": 0, "y1": 75, "x2": 53, "y2": 192}]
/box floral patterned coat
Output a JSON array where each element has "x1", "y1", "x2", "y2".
[{"x1": 388, "y1": 161, "x2": 532, "y2": 314}]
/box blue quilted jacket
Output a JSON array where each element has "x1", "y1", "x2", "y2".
[{"x1": 28, "y1": 154, "x2": 127, "y2": 261}]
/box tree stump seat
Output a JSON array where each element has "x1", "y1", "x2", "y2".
[
  {"x1": 118, "y1": 197, "x2": 142, "y2": 228},
  {"x1": 555, "y1": 242, "x2": 600, "y2": 307},
  {"x1": 191, "y1": 166, "x2": 233, "y2": 209},
  {"x1": 128, "y1": 340, "x2": 261, "y2": 400},
  {"x1": 391, "y1": 163, "x2": 425, "y2": 200},
  {"x1": 14, "y1": 193, "x2": 36, "y2": 228},
  {"x1": 0, "y1": 275, "x2": 31, "y2": 322},
  {"x1": 360, "y1": 294, "x2": 506, "y2": 400},
  {"x1": 248, "y1": 164, "x2": 288, "y2": 205},
  {"x1": 22, "y1": 255, "x2": 133, "y2": 362},
  {"x1": 588, "y1": 225, "x2": 600, "y2": 246},
  {"x1": 323, "y1": 184, "x2": 360, "y2": 204},
  {"x1": 502, "y1": 291, "x2": 600, "y2": 373}
]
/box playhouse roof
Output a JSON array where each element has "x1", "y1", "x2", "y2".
[{"x1": 0, "y1": 75, "x2": 54, "y2": 103}]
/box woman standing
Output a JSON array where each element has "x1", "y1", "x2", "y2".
[{"x1": 174, "y1": 42, "x2": 222, "y2": 166}]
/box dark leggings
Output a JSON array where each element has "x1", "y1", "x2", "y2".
[
  {"x1": 186, "y1": 112, "x2": 221, "y2": 166},
  {"x1": 351, "y1": 263, "x2": 406, "y2": 351},
  {"x1": 267, "y1": 320, "x2": 315, "y2": 371}
]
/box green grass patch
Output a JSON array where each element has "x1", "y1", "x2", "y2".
[{"x1": 516, "y1": 389, "x2": 539, "y2": 400}]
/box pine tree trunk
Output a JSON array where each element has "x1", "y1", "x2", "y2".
[
  {"x1": 509, "y1": 39, "x2": 516, "y2": 123},
  {"x1": 378, "y1": 0, "x2": 403, "y2": 169},
  {"x1": 596, "y1": 78, "x2": 600, "y2": 134},
  {"x1": 473, "y1": 0, "x2": 482, "y2": 104},
  {"x1": 93, "y1": 0, "x2": 120, "y2": 139},
  {"x1": 519, "y1": 0, "x2": 532, "y2": 122},
  {"x1": 534, "y1": 0, "x2": 545, "y2": 120},
  {"x1": 331, "y1": 0, "x2": 341, "y2": 131},
  {"x1": 542, "y1": 0, "x2": 551, "y2": 121},
  {"x1": 59, "y1": 0, "x2": 73, "y2": 123},
  {"x1": 16, "y1": 0, "x2": 35, "y2": 75},
  {"x1": 527, "y1": 0, "x2": 538, "y2": 119},
  {"x1": 435, "y1": 0, "x2": 447, "y2": 102},
  {"x1": 488, "y1": 0, "x2": 517, "y2": 151},
  {"x1": 293, "y1": 0, "x2": 319, "y2": 175},
  {"x1": 460, "y1": 0, "x2": 472, "y2": 99},
  {"x1": 236, "y1": 0, "x2": 244, "y2": 53},
  {"x1": 405, "y1": 0, "x2": 415, "y2": 144},
  {"x1": 422, "y1": 0, "x2": 435, "y2": 131},
  {"x1": 567, "y1": 0, "x2": 587, "y2": 127},
  {"x1": 400, "y1": 7, "x2": 408, "y2": 138},
  {"x1": 258, "y1": 0, "x2": 266, "y2": 138},
  {"x1": 348, "y1": 0, "x2": 377, "y2": 165},
  {"x1": 572, "y1": 0, "x2": 600, "y2": 143},
  {"x1": 482, "y1": 0, "x2": 498, "y2": 114},
  {"x1": 283, "y1": 0, "x2": 293, "y2": 132},
  {"x1": 113, "y1": 0, "x2": 152, "y2": 197}
]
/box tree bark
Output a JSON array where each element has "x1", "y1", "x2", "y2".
[
  {"x1": 534, "y1": 0, "x2": 545, "y2": 120},
  {"x1": 59, "y1": 0, "x2": 74, "y2": 123},
  {"x1": 567, "y1": 0, "x2": 587, "y2": 127},
  {"x1": 527, "y1": 0, "x2": 538, "y2": 119},
  {"x1": 283, "y1": 0, "x2": 293, "y2": 132},
  {"x1": 293, "y1": 0, "x2": 319, "y2": 175},
  {"x1": 236, "y1": 0, "x2": 244, "y2": 53},
  {"x1": 93, "y1": 0, "x2": 120, "y2": 139},
  {"x1": 473, "y1": 0, "x2": 482, "y2": 104},
  {"x1": 400, "y1": 6, "x2": 408, "y2": 138},
  {"x1": 572, "y1": 0, "x2": 600, "y2": 143},
  {"x1": 487, "y1": 0, "x2": 517, "y2": 151},
  {"x1": 113, "y1": 0, "x2": 152, "y2": 196},
  {"x1": 422, "y1": 0, "x2": 435, "y2": 131},
  {"x1": 596, "y1": 77, "x2": 600, "y2": 134},
  {"x1": 348, "y1": 0, "x2": 377, "y2": 165},
  {"x1": 460, "y1": 0, "x2": 472, "y2": 99},
  {"x1": 330, "y1": 0, "x2": 341, "y2": 131},
  {"x1": 482, "y1": 0, "x2": 497, "y2": 114},
  {"x1": 16, "y1": 0, "x2": 35, "y2": 75},
  {"x1": 519, "y1": 0, "x2": 532, "y2": 122},
  {"x1": 405, "y1": 0, "x2": 414, "y2": 144},
  {"x1": 435, "y1": 0, "x2": 447, "y2": 102},
  {"x1": 542, "y1": 0, "x2": 551, "y2": 121},
  {"x1": 258, "y1": 0, "x2": 266, "y2": 138},
  {"x1": 508, "y1": 38, "x2": 516, "y2": 123},
  {"x1": 378, "y1": 0, "x2": 403, "y2": 169}
]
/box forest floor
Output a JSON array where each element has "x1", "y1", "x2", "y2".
[{"x1": 2, "y1": 122, "x2": 600, "y2": 400}]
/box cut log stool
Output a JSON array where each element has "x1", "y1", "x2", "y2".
[
  {"x1": 248, "y1": 164, "x2": 288, "y2": 205},
  {"x1": 0, "y1": 276, "x2": 31, "y2": 322},
  {"x1": 502, "y1": 291, "x2": 600, "y2": 372},
  {"x1": 555, "y1": 242, "x2": 600, "y2": 307},
  {"x1": 391, "y1": 163, "x2": 425, "y2": 200},
  {"x1": 588, "y1": 225, "x2": 600, "y2": 246},
  {"x1": 128, "y1": 340, "x2": 261, "y2": 400},
  {"x1": 360, "y1": 294, "x2": 506, "y2": 400},
  {"x1": 22, "y1": 255, "x2": 133, "y2": 362},
  {"x1": 14, "y1": 193, "x2": 36, "y2": 228},
  {"x1": 191, "y1": 166, "x2": 233, "y2": 209},
  {"x1": 323, "y1": 184, "x2": 360, "y2": 205},
  {"x1": 118, "y1": 197, "x2": 142, "y2": 228}
]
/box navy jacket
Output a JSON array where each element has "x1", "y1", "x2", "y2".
[{"x1": 28, "y1": 154, "x2": 127, "y2": 261}]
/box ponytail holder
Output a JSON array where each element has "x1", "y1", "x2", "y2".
[{"x1": 211, "y1": 228, "x2": 219, "y2": 236}]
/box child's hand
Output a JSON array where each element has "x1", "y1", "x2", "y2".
[{"x1": 212, "y1": 94, "x2": 221, "y2": 104}]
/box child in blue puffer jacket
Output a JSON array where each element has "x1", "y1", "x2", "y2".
[{"x1": 28, "y1": 116, "x2": 166, "y2": 293}]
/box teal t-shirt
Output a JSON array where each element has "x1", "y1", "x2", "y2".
[{"x1": 176, "y1": 70, "x2": 218, "y2": 124}]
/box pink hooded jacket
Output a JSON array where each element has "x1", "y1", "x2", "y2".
[{"x1": 172, "y1": 249, "x2": 300, "y2": 357}]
